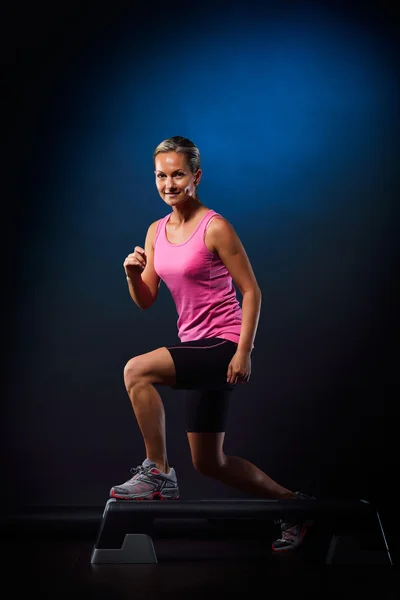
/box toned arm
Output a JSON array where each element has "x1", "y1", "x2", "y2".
[
  {"x1": 206, "y1": 217, "x2": 261, "y2": 353},
  {"x1": 126, "y1": 220, "x2": 161, "y2": 310},
  {"x1": 141, "y1": 220, "x2": 161, "y2": 302}
]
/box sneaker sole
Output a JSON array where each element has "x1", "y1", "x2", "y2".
[{"x1": 110, "y1": 489, "x2": 180, "y2": 501}]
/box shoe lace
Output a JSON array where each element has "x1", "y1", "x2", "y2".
[{"x1": 127, "y1": 464, "x2": 152, "y2": 483}]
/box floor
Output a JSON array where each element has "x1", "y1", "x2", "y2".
[{"x1": 2, "y1": 505, "x2": 398, "y2": 599}]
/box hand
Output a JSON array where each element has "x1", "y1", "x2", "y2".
[
  {"x1": 124, "y1": 246, "x2": 147, "y2": 279},
  {"x1": 227, "y1": 350, "x2": 251, "y2": 385}
]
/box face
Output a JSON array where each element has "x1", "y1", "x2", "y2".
[{"x1": 154, "y1": 152, "x2": 201, "y2": 206}]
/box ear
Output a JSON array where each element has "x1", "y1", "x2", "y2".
[{"x1": 195, "y1": 168, "x2": 202, "y2": 186}]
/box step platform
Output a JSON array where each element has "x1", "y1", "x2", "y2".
[{"x1": 90, "y1": 497, "x2": 392, "y2": 565}]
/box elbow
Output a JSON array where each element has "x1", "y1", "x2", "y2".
[
  {"x1": 134, "y1": 298, "x2": 153, "y2": 310},
  {"x1": 141, "y1": 295, "x2": 158, "y2": 310},
  {"x1": 243, "y1": 286, "x2": 261, "y2": 298},
  {"x1": 242, "y1": 286, "x2": 262, "y2": 306},
  {"x1": 136, "y1": 286, "x2": 158, "y2": 310},
  {"x1": 139, "y1": 301, "x2": 153, "y2": 311}
]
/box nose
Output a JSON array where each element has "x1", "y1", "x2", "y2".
[{"x1": 165, "y1": 176, "x2": 177, "y2": 191}]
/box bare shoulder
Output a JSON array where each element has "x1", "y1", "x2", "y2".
[
  {"x1": 145, "y1": 219, "x2": 161, "y2": 246},
  {"x1": 148, "y1": 219, "x2": 161, "y2": 232},
  {"x1": 206, "y1": 216, "x2": 241, "y2": 253},
  {"x1": 207, "y1": 215, "x2": 236, "y2": 236},
  {"x1": 207, "y1": 216, "x2": 237, "y2": 238}
]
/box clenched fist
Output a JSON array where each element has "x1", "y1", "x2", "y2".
[{"x1": 124, "y1": 246, "x2": 147, "y2": 279}]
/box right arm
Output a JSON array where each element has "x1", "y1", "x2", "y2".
[{"x1": 124, "y1": 220, "x2": 161, "y2": 310}]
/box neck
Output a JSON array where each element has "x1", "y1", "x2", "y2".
[{"x1": 170, "y1": 198, "x2": 205, "y2": 224}]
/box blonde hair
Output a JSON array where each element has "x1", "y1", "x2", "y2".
[{"x1": 153, "y1": 136, "x2": 201, "y2": 174}]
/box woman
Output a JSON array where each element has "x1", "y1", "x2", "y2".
[{"x1": 110, "y1": 136, "x2": 314, "y2": 552}]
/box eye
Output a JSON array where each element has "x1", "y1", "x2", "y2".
[{"x1": 157, "y1": 173, "x2": 166, "y2": 178}]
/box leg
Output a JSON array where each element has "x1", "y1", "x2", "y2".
[
  {"x1": 123, "y1": 347, "x2": 176, "y2": 474},
  {"x1": 187, "y1": 432, "x2": 296, "y2": 500}
]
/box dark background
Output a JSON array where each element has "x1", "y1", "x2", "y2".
[{"x1": 2, "y1": 0, "x2": 399, "y2": 560}]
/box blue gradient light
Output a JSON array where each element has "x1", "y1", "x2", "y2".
[{"x1": 45, "y1": 7, "x2": 397, "y2": 240}]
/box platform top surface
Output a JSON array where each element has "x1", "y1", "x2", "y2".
[{"x1": 102, "y1": 497, "x2": 374, "y2": 518}]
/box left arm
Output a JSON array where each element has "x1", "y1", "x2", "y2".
[{"x1": 206, "y1": 217, "x2": 262, "y2": 383}]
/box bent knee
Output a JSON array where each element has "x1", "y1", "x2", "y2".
[
  {"x1": 192, "y1": 455, "x2": 225, "y2": 476},
  {"x1": 123, "y1": 356, "x2": 150, "y2": 390},
  {"x1": 123, "y1": 348, "x2": 176, "y2": 391}
]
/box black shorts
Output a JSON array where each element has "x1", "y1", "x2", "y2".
[{"x1": 165, "y1": 337, "x2": 238, "y2": 433}]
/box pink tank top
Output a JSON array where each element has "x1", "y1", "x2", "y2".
[{"x1": 153, "y1": 209, "x2": 242, "y2": 343}]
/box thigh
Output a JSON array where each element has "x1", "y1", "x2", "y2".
[
  {"x1": 187, "y1": 432, "x2": 226, "y2": 467},
  {"x1": 184, "y1": 388, "x2": 232, "y2": 433},
  {"x1": 166, "y1": 338, "x2": 238, "y2": 390},
  {"x1": 126, "y1": 347, "x2": 177, "y2": 387}
]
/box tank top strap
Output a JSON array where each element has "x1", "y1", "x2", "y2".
[
  {"x1": 155, "y1": 213, "x2": 170, "y2": 245},
  {"x1": 198, "y1": 209, "x2": 222, "y2": 236}
]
